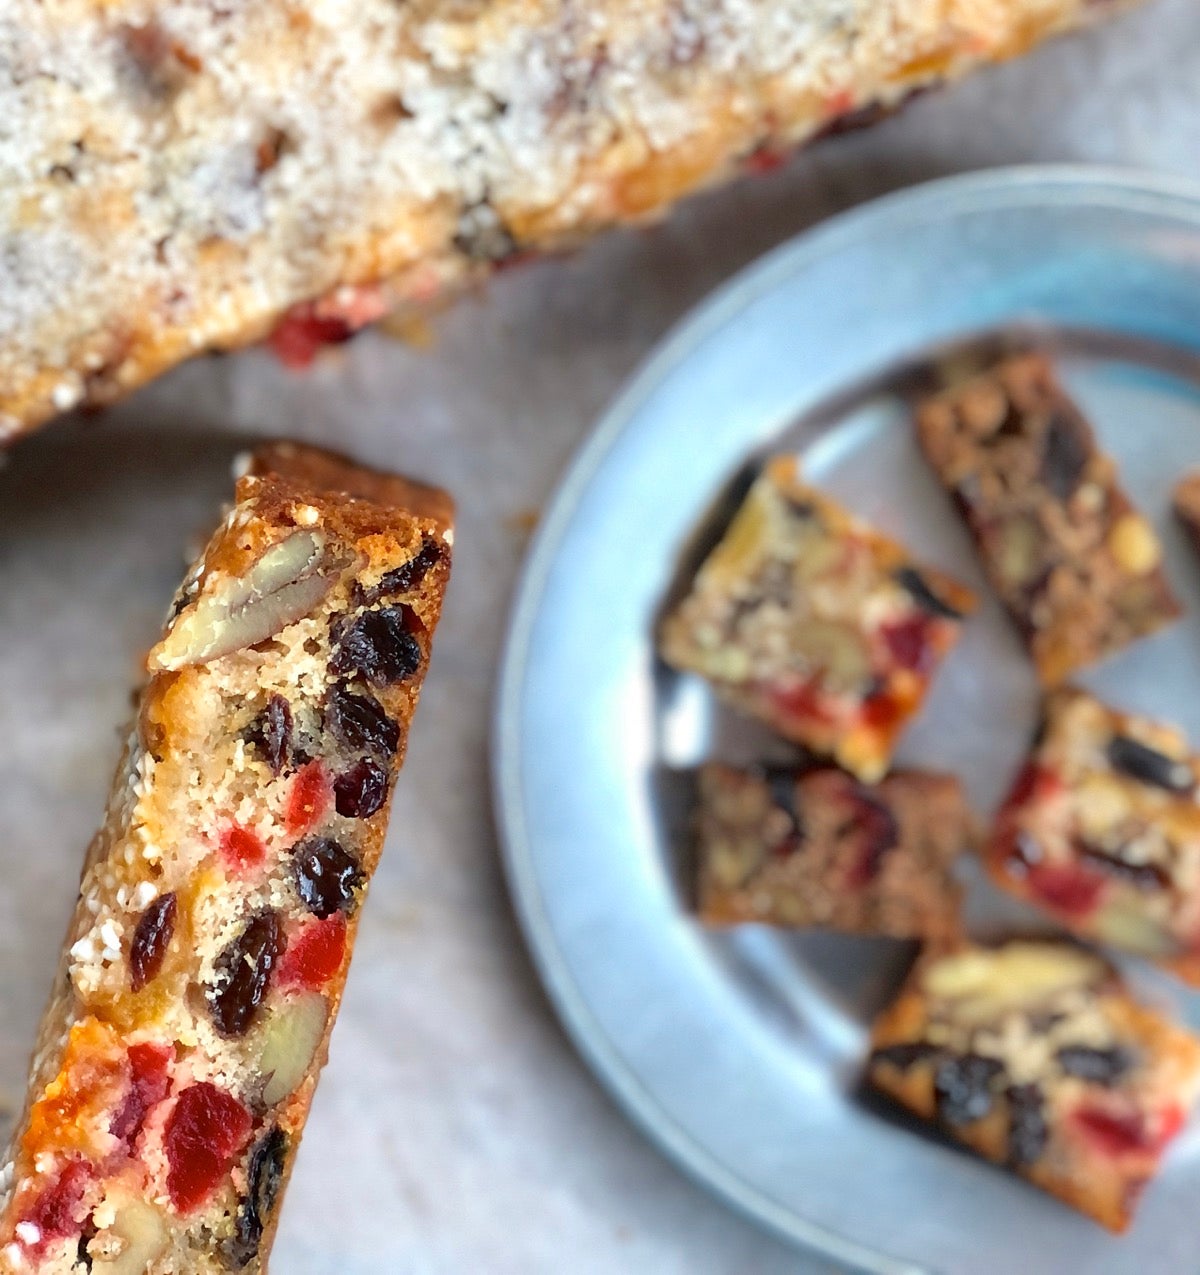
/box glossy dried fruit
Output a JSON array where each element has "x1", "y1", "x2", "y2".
[
  {"x1": 278, "y1": 914, "x2": 347, "y2": 991},
  {"x1": 870, "y1": 1041, "x2": 940, "y2": 1072},
  {"x1": 326, "y1": 685, "x2": 399, "y2": 757},
  {"x1": 880, "y1": 615, "x2": 934, "y2": 674},
  {"x1": 293, "y1": 837, "x2": 364, "y2": 919},
  {"x1": 247, "y1": 695, "x2": 293, "y2": 774},
  {"x1": 129, "y1": 892, "x2": 177, "y2": 992},
  {"x1": 110, "y1": 1042, "x2": 171, "y2": 1145},
  {"x1": 1039, "y1": 411, "x2": 1089, "y2": 501},
  {"x1": 220, "y1": 1126, "x2": 288, "y2": 1269},
  {"x1": 220, "y1": 823, "x2": 267, "y2": 873},
  {"x1": 1107, "y1": 735, "x2": 1194, "y2": 794},
  {"x1": 1006, "y1": 1083, "x2": 1048, "y2": 1167},
  {"x1": 330, "y1": 604, "x2": 423, "y2": 685},
  {"x1": 284, "y1": 760, "x2": 330, "y2": 837},
  {"x1": 334, "y1": 757, "x2": 389, "y2": 819},
  {"x1": 26, "y1": 1158, "x2": 92, "y2": 1242},
  {"x1": 894, "y1": 566, "x2": 965, "y2": 620},
  {"x1": 360, "y1": 538, "x2": 443, "y2": 604},
  {"x1": 164, "y1": 1082, "x2": 252, "y2": 1213},
  {"x1": 208, "y1": 912, "x2": 285, "y2": 1037},
  {"x1": 844, "y1": 791, "x2": 900, "y2": 888},
  {"x1": 934, "y1": 1053, "x2": 1004, "y2": 1126},
  {"x1": 1056, "y1": 1045, "x2": 1133, "y2": 1085}
]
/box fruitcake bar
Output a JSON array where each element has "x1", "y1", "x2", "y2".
[
  {"x1": 0, "y1": 444, "x2": 452, "y2": 1272},
  {"x1": 915, "y1": 354, "x2": 1179, "y2": 684},
  {"x1": 694, "y1": 761, "x2": 969, "y2": 939},
  {"x1": 0, "y1": 0, "x2": 1138, "y2": 442},
  {"x1": 659, "y1": 457, "x2": 976, "y2": 780},
  {"x1": 868, "y1": 940, "x2": 1200, "y2": 1231},
  {"x1": 1172, "y1": 470, "x2": 1200, "y2": 556},
  {"x1": 986, "y1": 688, "x2": 1200, "y2": 985}
]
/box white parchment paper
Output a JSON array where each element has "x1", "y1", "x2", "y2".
[{"x1": 2, "y1": 2, "x2": 1199, "y2": 1269}]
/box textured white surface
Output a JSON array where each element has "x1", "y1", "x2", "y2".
[{"x1": 1, "y1": 1, "x2": 1198, "y2": 1270}]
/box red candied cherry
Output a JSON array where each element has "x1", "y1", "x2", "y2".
[
  {"x1": 767, "y1": 677, "x2": 835, "y2": 726},
  {"x1": 220, "y1": 823, "x2": 267, "y2": 873},
  {"x1": 164, "y1": 1083, "x2": 252, "y2": 1213},
  {"x1": 285, "y1": 761, "x2": 330, "y2": 838},
  {"x1": 879, "y1": 615, "x2": 934, "y2": 674},
  {"x1": 1071, "y1": 1105, "x2": 1165, "y2": 1158},
  {"x1": 23, "y1": 1158, "x2": 93, "y2": 1246},
  {"x1": 1024, "y1": 860, "x2": 1107, "y2": 919},
  {"x1": 861, "y1": 689, "x2": 906, "y2": 733},
  {"x1": 110, "y1": 1042, "x2": 172, "y2": 1147},
  {"x1": 278, "y1": 914, "x2": 348, "y2": 991}
]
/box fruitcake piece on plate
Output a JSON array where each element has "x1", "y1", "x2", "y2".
[
  {"x1": 659, "y1": 457, "x2": 976, "y2": 780},
  {"x1": 915, "y1": 354, "x2": 1179, "y2": 685},
  {"x1": 868, "y1": 940, "x2": 1200, "y2": 1231},
  {"x1": 694, "y1": 761, "x2": 969, "y2": 940},
  {"x1": 0, "y1": 444, "x2": 452, "y2": 1272},
  {"x1": 1172, "y1": 470, "x2": 1200, "y2": 557},
  {"x1": 986, "y1": 688, "x2": 1200, "y2": 985}
]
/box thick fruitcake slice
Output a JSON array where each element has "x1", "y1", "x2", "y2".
[
  {"x1": 915, "y1": 354, "x2": 1179, "y2": 685},
  {"x1": 868, "y1": 941, "x2": 1200, "y2": 1232},
  {"x1": 694, "y1": 761, "x2": 969, "y2": 939},
  {"x1": 987, "y1": 688, "x2": 1200, "y2": 985},
  {"x1": 0, "y1": 444, "x2": 452, "y2": 1273},
  {"x1": 660, "y1": 456, "x2": 976, "y2": 780}
]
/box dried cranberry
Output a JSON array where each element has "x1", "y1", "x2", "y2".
[
  {"x1": 1004, "y1": 762, "x2": 1063, "y2": 810},
  {"x1": 285, "y1": 760, "x2": 330, "y2": 837},
  {"x1": 358, "y1": 539, "x2": 443, "y2": 604},
  {"x1": 25, "y1": 1159, "x2": 92, "y2": 1243},
  {"x1": 278, "y1": 914, "x2": 348, "y2": 991},
  {"x1": 1039, "y1": 411, "x2": 1089, "y2": 501},
  {"x1": 208, "y1": 912, "x2": 285, "y2": 1037},
  {"x1": 1071, "y1": 1105, "x2": 1154, "y2": 1157},
  {"x1": 894, "y1": 566, "x2": 965, "y2": 621},
  {"x1": 934, "y1": 1053, "x2": 1004, "y2": 1126},
  {"x1": 768, "y1": 677, "x2": 834, "y2": 726},
  {"x1": 334, "y1": 757, "x2": 389, "y2": 818},
  {"x1": 293, "y1": 837, "x2": 364, "y2": 919},
  {"x1": 1006, "y1": 1083, "x2": 1048, "y2": 1167},
  {"x1": 247, "y1": 696, "x2": 293, "y2": 774},
  {"x1": 220, "y1": 824, "x2": 267, "y2": 873},
  {"x1": 110, "y1": 1042, "x2": 171, "y2": 1145},
  {"x1": 1056, "y1": 1045, "x2": 1133, "y2": 1085},
  {"x1": 330, "y1": 605, "x2": 423, "y2": 685},
  {"x1": 164, "y1": 1082, "x2": 252, "y2": 1213},
  {"x1": 220, "y1": 1126, "x2": 288, "y2": 1269},
  {"x1": 881, "y1": 615, "x2": 934, "y2": 674},
  {"x1": 844, "y1": 790, "x2": 900, "y2": 888},
  {"x1": 129, "y1": 892, "x2": 177, "y2": 992},
  {"x1": 1107, "y1": 735, "x2": 1194, "y2": 794},
  {"x1": 326, "y1": 685, "x2": 400, "y2": 758},
  {"x1": 1025, "y1": 860, "x2": 1106, "y2": 919},
  {"x1": 870, "y1": 1040, "x2": 939, "y2": 1071},
  {"x1": 268, "y1": 306, "x2": 357, "y2": 369}
]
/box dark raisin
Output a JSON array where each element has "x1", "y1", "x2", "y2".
[
  {"x1": 326, "y1": 685, "x2": 400, "y2": 758},
  {"x1": 870, "y1": 1040, "x2": 940, "y2": 1072},
  {"x1": 361, "y1": 538, "x2": 443, "y2": 603},
  {"x1": 208, "y1": 912, "x2": 284, "y2": 1037},
  {"x1": 219, "y1": 1126, "x2": 288, "y2": 1270},
  {"x1": 845, "y1": 790, "x2": 900, "y2": 887},
  {"x1": 1006, "y1": 1083, "x2": 1048, "y2": 1167},
  {"x1": 1056, "y1": 1044, "x2": 1134, "y2": 1085},
  {"x1": 247, "y1": 695, "x2": 293, "y2": 774},
  {"x1": 75, "y1": 1226, "x2": 96, "y2": 1272},
  {"x1": 1076, "y1": 843, "x2": 1169, "y2": 891},
  {"x1": 330, "y1": 605, "x2": 423, "y2": 685},
  {"x1": 934, "y1": 1053, "x2": 1005, "y2": 1126},
  {"x1": 294, "y1": 837, "x2": 364, "y2": 919},
  {"x1": 1039, "y1": 411, "x2": 1090, "y2": 502},
  {"x1": 1107, "y1": 735, "x2": 1194, "y2": 794},
  {"x1": 893, "y1": 566, "x2": 965, "y2": 621},
  {"x1": 334, "y1": 758, "x2": 390, "y2": 819},
  {"x1": 759, "y1": 767, "x2": 804, "y2": 833},
  {"x1": 130, "y1": 892, "x2": 177, "y2": 992}
]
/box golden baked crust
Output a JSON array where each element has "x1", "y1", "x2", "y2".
[
  {"x1": 0, "y1": 444, "x2": 452, "y2": 1273},
  {"x1": 0, "y1": 0, "x2": 1135, "y2": 441}
]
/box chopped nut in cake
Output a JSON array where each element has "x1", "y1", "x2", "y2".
[
  {"x1": 986, "y1": 688, "x2": 1200, "y2": 985},
  {"x1": 694, "y1": 762, "x2": 969, "y2": 940},
  {"x1": 868, "y1": 940, "x2": 1200, "y2": 1232},
  {"x1": 659, "y1": 456, "x2": 977, "y2": 780},
  {"x1": 0, "y1": 443, "x2": 452, "y2": 1273},
  {"x1": 915, "y1": 354, "x2": 1179, "y2": 685}
]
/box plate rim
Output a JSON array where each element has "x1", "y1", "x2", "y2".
[{"x1": 490, "y1": 164, "x2": 1200, "y2": 1273}]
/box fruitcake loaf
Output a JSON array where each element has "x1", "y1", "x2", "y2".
[
  {"x1": 0, "y1": 444, "x2": 452, "y2": 1272},
  {"x1": 868, "y1": 940, "x2": 1200, "y2": 1231},
  {"x1": 0, "y1": 0, "x2": 1137, "y2": 442},
  {"x1": 694, "y1": 761, "x2": 969, "y2": 939},
  {"x1": 660, "y1": 456, "x2": 976, "y2": 780},
  {"x1": 915, "y1": 354, "x2": 1179, "y2": 684},
  {"x1": 986, "y1": 688, "x2": 1200, "y2": 985}
]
